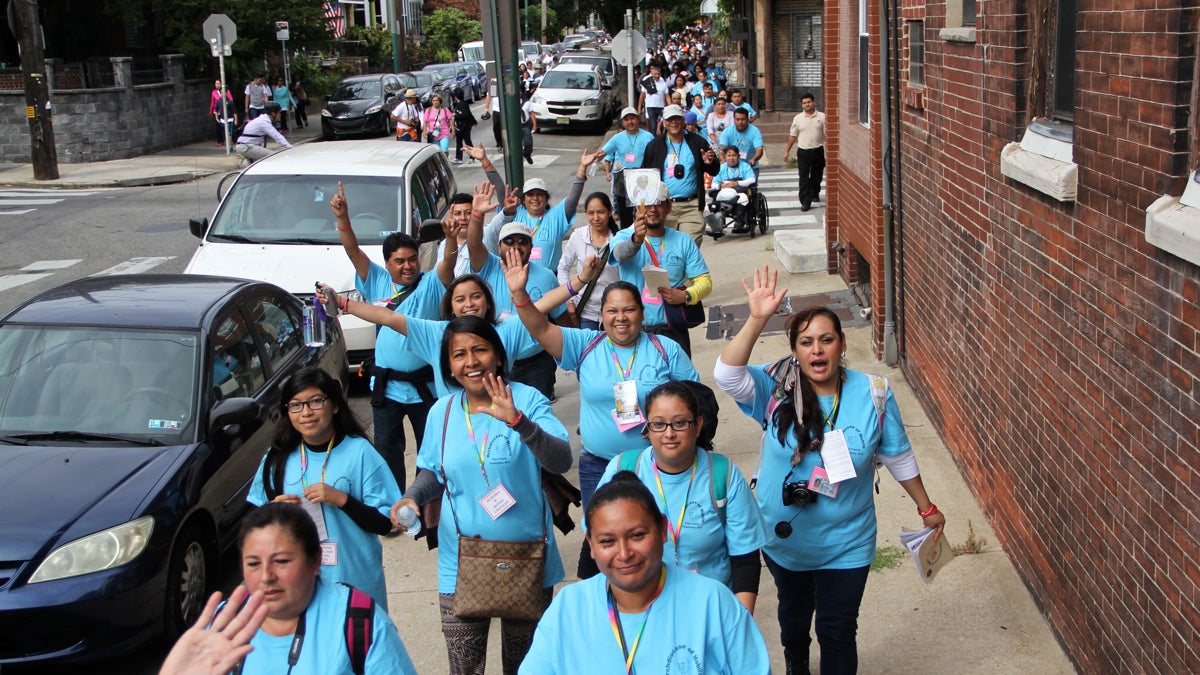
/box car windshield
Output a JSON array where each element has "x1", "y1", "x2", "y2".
[
  {"x1": 521, "y1": 42, "x2": 539, "y2": 56},
  {"x1": 541, "y1": 71, "x2": 598, "y2": 90},
  {"x1": 0, "y1": 326, "x2": 199, "y2": 442},
  {"x1": 426, "y1": 66, "x2": 456, "y2": 76},
  {"x1": 397, "y1": 72, "x2": 417, "y2": 87},
  {"x1": 562, "y1": 56, "x2": 610, "y2": 74},
  {"x1": 330, "y1": 80, "x2": 382, "y2": 101},
  {"x1": 210, "y1": 175, "x2": 407, "y2": 244},
  {"x1": 412, "y1": 72, "x2": 435, "y2": 87}
]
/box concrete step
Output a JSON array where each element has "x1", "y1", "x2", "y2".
[{"x1": 774, "y1": 229, "x2": 827, "y2": 273}]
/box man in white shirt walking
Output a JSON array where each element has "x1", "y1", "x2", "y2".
[{"x1": 783, "y1": 92, "x2": 826, "y2": 211}]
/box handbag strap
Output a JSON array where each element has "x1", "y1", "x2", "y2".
[
  {"x1": 574, "y1": 244, "x2": 611, "y2": 312},
  {"x1": 438, "y1": 399, "x2": 548, "y2": 541}
]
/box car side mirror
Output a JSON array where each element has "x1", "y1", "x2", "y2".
[
  {"x1": 208, "y1": 397, "x2": 262, "y2": 437},
  {"x1": 419, "y1": 218, "x2": 445, "y2": 244},
  {"x1": 189, "y1": 217, "x2": 209, "y2": 239}
]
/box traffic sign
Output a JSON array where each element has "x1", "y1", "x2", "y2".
[
  {"x1": 275, "y1": 21, "x2": 290, "y2": 41},
  {"x1": 203, "y1": 14, "x2": 237, "y2": 49},
  {"x1": 609, "y1": 29, "x2": 647, "y2": 66}
]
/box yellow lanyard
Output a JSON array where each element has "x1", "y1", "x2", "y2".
[
  {"x1": 299, "y1": 437, "x2": 335, "y2": 489},
  {"x1": 462, "y1": 394, "x2": 494, "y2": 487},
  {"x1": 651, "y1": 457, "x2": 696, "y2": 555}
]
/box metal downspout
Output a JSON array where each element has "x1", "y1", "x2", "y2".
[{"x1": 879, "y1": 0, "x2": 899, "y2": 365}]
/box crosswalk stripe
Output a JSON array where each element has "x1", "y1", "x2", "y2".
[
  {"x1": 93, "y1": 256, "x2": 176, "y2": 276},
  {"x1": 22, "y1": 260, "x2": 82, "y2": 271},
  {"x1": 0, "y1": 273, "x2": 54, "y2": 292},
  {"x1": 0, "y1": 199, "x2": 63, "y2": 206},
  {"x1": 0, "y1": 189, "x2": 110, "y2": 196},
  {"x1": 0, "y1": 209, "x2": 36, "y2": 216}
]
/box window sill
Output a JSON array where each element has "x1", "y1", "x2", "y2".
[
  {"x1": 939, "y1": 27, "x2": 976, "y2": 43},
  {"x1": 1000, "y1": 143, "x2": 1078, "y2": 202},
  {"x1": 1146, "y1": 195, "x2": 1200, "y2": 266}
]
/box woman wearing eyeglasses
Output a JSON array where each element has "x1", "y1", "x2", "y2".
[
  {"x1": 594, "y1": 381, "x2": 764, "y2": 613},
  {"x1": 247, "y1": 367, "x2": 401, "y2": 609}
]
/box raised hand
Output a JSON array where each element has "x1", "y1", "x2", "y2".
[
  {"x1": 742, "y1": 265, "x2": 788, "y2": 320},
  {"x1": 158, "y1": 587, "x2": 267, "y2": 675},
  {"x1": 502, "y1": 186, "x2": 521, "y2": 214},
  {"x1": 580, "y1": 254, "x2": 603, "y2": 283},
  {"x1": 329, "y1": 181, "x2": 348, "y2": 219},
  {"x1": 464, "y1": 144, "x2": 487, "y2": 162},
  {"x1": 477, "y1": 373, "x2": 518, "y2": 425},
  {"x1": 503, "y1": 245, "x2": 530, "y2": 294},
  {"x1": 472, "y1": 181, "x2": 499, "y2": 215}
]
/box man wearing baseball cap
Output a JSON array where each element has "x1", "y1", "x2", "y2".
[
  {"x1": 391, "y1": 89, "x2": 422, "y2": 141},
  {"x1": 640, "y1": 104, "x2": 719, "y2": 247},
  {"x1": 481, "y1": 150, "x2": 604, "y2": 271},
  {"x1": 601, "y1": 107, "x2": 656, "y2": 228}
]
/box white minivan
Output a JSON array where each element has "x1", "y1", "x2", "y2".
[
  {"x1": 184, "y1": 141, "x2": 455, "y2": 366},
  {"x1": 529, "y1": 63, "x2": 615, "y2": 131}
]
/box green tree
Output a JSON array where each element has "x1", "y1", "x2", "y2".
[
  {"x1": 423, "y1": 8, "x2": 482, "y2": 56},
  {"x1": 520, "y1": 5, "x2": 562, "y2": 43},
  {"x1": 344, "y1": 25, "x2": 393, "y2": 69}
]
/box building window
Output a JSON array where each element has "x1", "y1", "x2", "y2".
[
  {"x1": 908, "y1": 21, "x2": 924, "y2": 87},
  {"x1": 1051, "y1": 0, "x2": 1076, "y2": 122},
  {"x1": 858, "y1": 0, "x2": 870, "y2": 126},
  {"x1": 963, "y1": 0, "x2": 977, "y2": 25},
  {"x1": 941, "y1": 0, "x2": 977, "y2": 42}
]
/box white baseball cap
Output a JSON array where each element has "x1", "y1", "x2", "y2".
[
  {"x1": 662, "y1": 104, "x2": 686, "y2": 120},
  {"x1": 620, "y1": 106, "x2": 639, "y2": 119},
  {"x1": 498, "y1": 222, "x2": 534, "y2": 242},
  {"x1": 522, "y1": 177, "x2": 550, "y2": 195}
]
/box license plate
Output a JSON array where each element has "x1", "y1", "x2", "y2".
[{"x1": 556, "y1": 117, "x2": 571, "y2": 125}]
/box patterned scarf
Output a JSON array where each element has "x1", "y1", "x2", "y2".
[{"x1": 764, "y1": 354, "x2": 808, "y2": 466}]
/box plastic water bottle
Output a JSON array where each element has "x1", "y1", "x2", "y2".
[{"x1": 395, "y1": 505, "x2": 422, "y2": 537}]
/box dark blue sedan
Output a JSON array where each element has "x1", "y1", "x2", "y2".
[{"x1": 0, "y1": 275, "x2": 349, "y2": 665}]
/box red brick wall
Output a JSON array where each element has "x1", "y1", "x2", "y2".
[{"x1": 897, "y1": 0, "x2": 1200, "y2": 670}]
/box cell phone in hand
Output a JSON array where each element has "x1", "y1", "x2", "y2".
[{"x1": 315, "y1": 282, "x2": 340, "y2": 318}]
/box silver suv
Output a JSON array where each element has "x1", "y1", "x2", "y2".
[{"x1": 529, "y1": 63, "x2": 615, "y2": 131}]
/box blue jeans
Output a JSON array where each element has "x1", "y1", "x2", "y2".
[
  {"x1": 764, "y1": 554, "x2": 871, "y2": 675},
  {"x1": 372, "y1": 397, "x2": 433, "y2": 492},
  {"x1": 578, "y1": 318, "x2": 601, "y2": 331},
  {"x1": 575, "y1": 451, "x2": 611, "y2": 579}
]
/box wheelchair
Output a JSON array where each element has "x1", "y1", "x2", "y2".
[{"x1": 705, "y1": 185, "x2": 769, "y2": 240}]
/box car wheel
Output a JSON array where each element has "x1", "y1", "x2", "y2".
[{"x1": 163, "y1": 523, "x2": 212, "y2": 638}]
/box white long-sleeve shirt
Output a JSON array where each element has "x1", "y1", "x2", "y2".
[{"x1": 235, "y1": 115, "x2": 291, "y2": 148}]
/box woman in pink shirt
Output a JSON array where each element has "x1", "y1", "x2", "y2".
[
  {"x1": 422, "y1": 95, "x2": 454, "y2": 154},
  {"x1": 209, "y1": 79, "x2": 236, "y2": 146}
]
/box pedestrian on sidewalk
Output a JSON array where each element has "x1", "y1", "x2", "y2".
[
  {"x1": 210, "y1": 79, "x2": 236, "y2": 146},
  {"x1": 272, "y1": 76, "x2": 295, "y2": 133},
  {"x1": 391, "y1": 89, "x2": 423, "y2": 142},
  {"x1": 290, "y1": 74, "x2": 309, "y2": 128},
  {"x1": 714, "y1": 266, "x2": 947, "y2": 675},
  {"x1": 784, "y1": 92, "x2": 826, "y2": 211},
  {"x1": 244, "y1": 73, "x2": 270, "y2": 120},
  {"x1": 450, "y1": 90, "x2": 477, "y2": 164},
  {"x1": 422, "y1": 94, "x2": 453, "y2": 154}
]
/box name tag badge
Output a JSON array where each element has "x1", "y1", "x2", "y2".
[
  {"x1": 612, "y1": 380, "x2": 644, "y2": 431},
  {"x1": 667, "y1": 152, "x2": 679, "y2": 167},
  {"x1": 529, "y1": 246, "x2": 543, "y2": 261},
  {"x1": 302, "y1": 498, "x2": 329, "y2": 541},
  {"x1": 479, "y1": 483, "x2": 517, "y2": 520},
  {"x1": 624, "y1": 152, "x2": 636, "y2": 164},
  {"x1": 372, "y1": 300, "x2": 390, "y2": 307},
  {"x1": 809, "y1": 466, "x2": 839, "y2": 498},
  {"x1": 320, "y1": 542, "x2": 338, "y2": 566}
]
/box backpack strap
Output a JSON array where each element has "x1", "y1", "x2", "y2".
[
  {"x1": 617, "y1": 449, "x2": 644, "y2": 473},
  {"x1": 707, "y1": 451, "x2": 729, "y2": 526},
  {"x1": 343, "y1": 584, "x2": 375, "y2": 675},
  {"x1": 867, "y1": 374, "x2": 889, "y2": 494},
  {"x1": 575, "y1": 332, "x2": 609, "y2": 374}
]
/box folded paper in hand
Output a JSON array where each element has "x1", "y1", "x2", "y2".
[{"x1": 900, "y1": 526, "x2": 954, "y2": 584}]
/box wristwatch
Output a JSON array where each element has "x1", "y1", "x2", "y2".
[{"x1": 684, "y1": 290, "x2": 693, "y2": 304}]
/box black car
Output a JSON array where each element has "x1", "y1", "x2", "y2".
[
  {"x1": 406, "y1": 70, "x2": 456, "y2": 108},
  {"x1": 321, "y1": 73, "x2": 405, "y2": 140},
  {"x1": 0, "y1": 275, "x2": 349, "y2": 665},
  {"x1": 422, "y1": 62, "x2": 476, "y2": 102}
]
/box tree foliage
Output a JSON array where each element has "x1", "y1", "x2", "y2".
[
  {"x1": 423, "y1": 8, "x2": 482, "y2": 56},
  {"x1": 519, "y1": 5, "x2": 562, "y2": 43},
  {"x1": 344, "y1": 25, "x2": 393, "y2": 69}
]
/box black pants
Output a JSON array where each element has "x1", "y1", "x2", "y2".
[
  {"x1": 294, "y1": 100, "x2": 308, "y2": 126},
  {"x1": 455, "y1": 124, "x2": 475, "y2": 160},
  {"x1": 510, "y1": 350, "x2": 555, "y2": 400},
  {"x1": 372, "y1": 397, "x2": 433, "y2": 492},
  {"x1": 796, "y1": 146, "x2": 826, "y2": 206},
  {"x1": 492, "y1": 114, "x2": 504, "y2": 149},
  {"x1": 520, "y1": 122, "x2": 533, "y2": 160}
]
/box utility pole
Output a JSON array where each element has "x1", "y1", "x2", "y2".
[
  {"x1": 14, "y1": 0, "x2": 57, "y2": 180},
  {"x1": 395, "y1": 0, "x2": 408, "y2": 71}
]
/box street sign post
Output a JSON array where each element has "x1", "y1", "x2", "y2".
[
  {"x1": 610, "y1": 16, "x2": 646, "y2": 117},
  {"x1": 203, "y1": 14, "x2": 237, "y2": 154},
  {"x1": 276, "y1": 22, "x2": 291, "y2": 90}
]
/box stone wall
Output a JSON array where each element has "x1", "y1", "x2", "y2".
[{"x1": 0, "y1": 55, "x2": 211, "y2": 163}]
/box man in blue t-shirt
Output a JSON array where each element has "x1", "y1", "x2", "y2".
[
  {"x1": 330, "y1": 183, "x2": 443, "y2": 491},
  {"x1": 603, "y1": 107, "x2": 656, "y2": 228},
  {"x1": 640, "y1": 104, "x2": 719, "y2": 248},
  {"x1": 718, "y1": 108, "x2": 765, "y2": 171},
  {"x1": 729, "y1": 89, "x2": 758, "y2": 122}
]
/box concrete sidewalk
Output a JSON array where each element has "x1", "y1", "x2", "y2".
[{"x1": 0, "y1": 116, "x2": 325, "y2": 189}]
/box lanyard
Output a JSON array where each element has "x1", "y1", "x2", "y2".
[
  {"x1": 666, "y1": 138, "x2": 684, "y2": 164},
  {"x1": 231, "y1": 609, "x2": 305, "y2": 675},
  {"x1": 822, "y1": 374, "x2": 846, "y2": 430},
  {"x1": 462, "y1": 393, "x2": 494, "y2": 487},
  {"x1": 626, "y1": 133, "x2": 642, "y2": 157},
  {"x1": 652, "y1": 458, "x2": 696, "y2": 558},
  {"x1": 528, "y1": 214, "x2": 544, "y2": 237},
  {"x1": 386, "y1": 272, "x2": 423, "y2": 310},
  {"x1": 606, "y1": 566, "x2": 667, "y2": 675},
  {"x1": 607, "y1": 338, "x2": 638, "y2": 380},
  {"x1": 641, "y1": 237, "x2": 664, "y2": 267},
  {"x1": 299, "y1": 437, "x2": 335, "y2": 489}
]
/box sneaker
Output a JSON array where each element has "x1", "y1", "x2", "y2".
[
  {"x1": 451, "y1": 159, "x2": 463, "y2": 165},
  {"x1": 524, "y1": 153, "x2": 533, "y2": 165}
]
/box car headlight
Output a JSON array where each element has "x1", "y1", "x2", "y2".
[
  {"x1": 531, "y1": 94, "x2": 544, "y2": 104},
  {"x1": 321, "y1": 108, "x2": 332, "y2": 117},
  {"x1": 365, "y1": 105, "x2": 382, "y2": 115},
  {"x1": 30, "y1": 516, "x2": 155, "y2": 583},
  {"x1": 583, "y1": 97, "x2": 600, "y2": 106}
]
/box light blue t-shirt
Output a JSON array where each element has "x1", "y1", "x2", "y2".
[
  {"x1": 557, "y1": 328, "x2": 698, "y2": 461},
  {"x1": 519, "y1": 565, "x2": 771, "y2": 675},
  {"x1": 416, "y1": 383, "x2": 568, "y2": 594},
  {"x1": 475, "y1": 252, "x2": 566, "y2": 321},
  {"x1": 601, "y1": 129, "x2": 656, "y2": 170},
  {"x1": 596, "y1": 448, "x2": 765, "y2": 587},
  {"x1": 714, "y1": 160, "x2": 756, "y2": 185},
  {"x1": 737, "y1": 366, "x2": 911, "y2": 571},
  {"x1": 719, "y1": 124, "x2": 764, "y2": 164},
  {"x1": 732, "y1": 101, "x2": 758, "y2": 118},
  {"x1": 660, "y1": 136, "x2": 699, "y2": 199},
  {"x1": 482, "y1": 203, "x2": 575, "y2": 271},
  {"x1": 248, "y1": 435, "x2": 402, "y2": 607},
  {"x1": 240, "y1": 579, "x2": 417, "y2": 675},
  {"x1": 360, "y1": 267, "x2": 445, "y2": 404},
  {"x1": 608, "y1": 227, "x2": 709, "y2": 326},
  {"x1": 404, "y1": 316, "x2": 542, "y2": 397}
]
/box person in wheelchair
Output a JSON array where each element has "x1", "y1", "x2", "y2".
[{"x1": 706, "y1": 146, "x2": 758, "y2": 236}]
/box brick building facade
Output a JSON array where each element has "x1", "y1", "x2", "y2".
[{"x1": 826, "y1": 0, "x2": 1200, "y2": 669}]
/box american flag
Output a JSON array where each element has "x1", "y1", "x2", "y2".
[{"x1": 324, "y1": 1, "x2": 346, "y2": 38}]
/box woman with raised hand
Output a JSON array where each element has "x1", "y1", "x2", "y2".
[
  {"x1": 391, "y1": 317, "x2": 570, "y2": 675},
  {"x1": 556, "y1": 192, "x2": 620, "y2": 330},
  {"x1": 232, "y1": 502, "x2": 417, "y2": 673},
  {"x1": 714, "y1": 265, "x2": 947, "y2": 674},
  {"x1": 247, "y1": 368, "x2": 400, "y2": 608},
  {"x1": 504, "y1": 246, "x2": 698, "y2": 578},
  {"x1": 595, "y1": 380, "x2": 765, "y2": 612},
  {"x1": 519, "y1": 472, "x2": 771, "y2": 674}
]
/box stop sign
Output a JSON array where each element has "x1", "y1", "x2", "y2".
[
  {"x1": 609, "y1": 29, "x2": 647, "y2": 66},
  {"x1": 203, "y1": 13, "x2": 238, "y2": 53}
]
